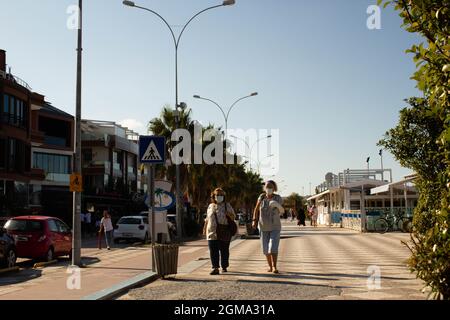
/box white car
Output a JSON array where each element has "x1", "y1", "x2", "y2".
[{"x1": 113, "y1": 216, "x2": 149, "y2": 244}]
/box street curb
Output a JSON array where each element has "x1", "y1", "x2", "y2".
[
  {"x1": 0, "y1": 266, "x2": 20, "y2": 274},
  {"x1": 81, "y1": 271, "x2": 159, "y2": 300},
  {"x1": 33, "y1": 260, "x2": 58, "y2": 269},
  {"x1": 82, "y1": 234, "x2": 246, "y2": 300}
]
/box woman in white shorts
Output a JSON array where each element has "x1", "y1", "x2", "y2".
[{"x1": 252, "y1": 180, "x2": 284, "y2": 274}]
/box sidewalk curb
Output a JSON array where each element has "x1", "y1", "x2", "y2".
[
  {"x1": 0, "y1": 266, "x2": 20, "y2": 274},
  {"x1": 81, "y1": 271, "x2": 159, "y2": 300},
  {"x1": 82, "y1": 234, "x2": 246, "y2": 300},
  {"x1": 33, "y1": 260, "x2": 58, "y2": 269}
]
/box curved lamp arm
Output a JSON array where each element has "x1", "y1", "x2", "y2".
[
  {"x1": 177, "y1": 4, "x2": 224, "y2": 48},
  {"x1": 226, "y1": 92, "x2": 258, "y2": 121},
  {"x1": 193, "y1": 95, "x2": 227, "y2": 124},
  {"x1": 128, "y1": 4, "x2": 177, "y2": 48}
]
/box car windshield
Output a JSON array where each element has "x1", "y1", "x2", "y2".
[
  {"x1": 5, "y1": 219, "x2": 44, "y2": 232},
  {"x1": 117, "y1": 217, "x2": 141, "y2": 225}
]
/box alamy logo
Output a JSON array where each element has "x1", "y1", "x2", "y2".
[
  {"x1": 367, "y1": 5, "x2": 381, "y2": 30},
  {"x1": 66, "y1": 5, "x2": 80, "y2": 30},
  {"x1": 367, "y1": 265, "x2": 381, "y2": 290},
  {"x1": 66, "y1": 266, "x2": 81, "y2": 290}
]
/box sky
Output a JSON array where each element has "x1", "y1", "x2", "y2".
[{"x1": 0, "y1": 0, "x2": 423, "y2": 196}]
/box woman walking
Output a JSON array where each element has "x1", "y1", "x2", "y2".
[
  {"x1": 252, "y1": 180, "x2": 284, "y2": 274},
  {"x1": 297, "y1": 206, "x2": 306, "y2": 227},
  {"x1": 100, "y1": 210, "x2": 114, "y2": 250},
  {"x1": 312, "y1": 205, "x2": 318, "y2": 227},
  {"x1": 205, "y1": 188, "x2": 236, "y2": 275}
]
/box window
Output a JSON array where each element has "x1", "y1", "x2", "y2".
[
  {"x1": 0, "y1": 138, "x2": 5, "y2": 169},
  {"x1": 56, "y1": 220, "x2": 70, "y2": 233},
  {"x1": 1, "y1": 94, "x2": 27, "y2": 127},
  {"x1": 4, "y1": 219, "x2": 43, "y2": 232},
  {"x1": 33, "y1": 152, "x2": 71, "y2": 174},
  {"x1": 83, "y1": 149, "x2": 92, "y2": 162},
  {"x1": 8, "y1": 139, "x2": 16, "y2": 171},
  {"x1": 3, "y1": 94, "x2": 8, "y2": 114},
  {"x1": 48, "y1": 219, "x2": 59, "y2": 233}
]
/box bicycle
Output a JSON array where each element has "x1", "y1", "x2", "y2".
[{"x1": 373, "y1": 210, "x2": 413, "y2": 234}]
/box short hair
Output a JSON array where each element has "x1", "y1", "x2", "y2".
[{"x1": 265, "y1": 180, "x2": 278, "y2": 192}]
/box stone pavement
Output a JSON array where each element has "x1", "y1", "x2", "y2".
[{"x1": 121, "y1": 221, "x2": 428, "y2": 300}]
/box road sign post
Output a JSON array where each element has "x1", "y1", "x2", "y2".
[{"x1": 139, "y1": 136, "x2": 166, "y2": 273}]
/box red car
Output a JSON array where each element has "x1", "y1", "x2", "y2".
[{"x1": 4, "y1": 216, "x2": 72, "y2": 262}]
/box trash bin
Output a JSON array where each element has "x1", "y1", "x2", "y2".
[{"x1": 153, "y1": 244, "x2": 179, "y2": 278}]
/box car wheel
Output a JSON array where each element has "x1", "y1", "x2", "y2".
[
  {"x1": 6, "y1": 249, "x2": 16, "y2": 268},
  {"x1": 45, "y1": 248, "x2": 54, "y2": 262},
  {"x1": 143, "y1": 232, "x2": 149, "y2": 244}
]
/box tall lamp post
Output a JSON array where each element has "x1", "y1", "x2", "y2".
[
  {"x1": 123, "y1": 0, "x2": 235, "y2": 242},
  {"x1": 193, "y1": 92, "x2": 258, "y2": 139},
  {"x1": 72, "y1": 0, "x2": 83, "y2": 267}
]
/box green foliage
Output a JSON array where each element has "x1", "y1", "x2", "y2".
[{"x1": 379, "y1": 0, "x2": 450, "y2": 299}]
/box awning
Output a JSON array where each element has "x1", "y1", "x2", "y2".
[{"x1": 370, "y1": 175, "x2": 417, "y2": 195}]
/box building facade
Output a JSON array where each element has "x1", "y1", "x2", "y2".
[
  {"x1": 0, "y1": 49, "x2": 74, "y2": 221},
  {"x1": 81, "y1": 120, "x2": 142, "y2": 218},
  {"x1": 307, "y1": 169, "x2": 418, "y2": 232}
]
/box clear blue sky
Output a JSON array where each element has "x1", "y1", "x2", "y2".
[{"x1": 0, "y1": 0, "x2": 422, "y2": 195}]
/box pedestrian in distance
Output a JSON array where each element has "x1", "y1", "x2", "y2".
[
  {"x1": 252, "y1": 180, "x2": 284, "y2": 274},
  {"x1": 312, "y1": 205, "x2": 318, "y2": 227},
  {"x1": 85, "y1": 211, "x2": 92, "y2": 236},
  {"x1": 99, "y1": 210, "x2": 114, "y2": 250},
  {"x1": 297, "y1": 206, "x2": 306, "y2": 226},
  {"x1": 80, "y1": 212, "x2": 86, "y2": 237},
  {"x1": 204, "y1": 188, "x2": 237, "y2": 275}
]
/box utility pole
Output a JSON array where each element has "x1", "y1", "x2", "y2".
[
  {"x1": 71, "y1": 0, "x2": 82, "y2": 266},
  {"x1": 379, "y1": 149, "x2": 384, "y2": 181}
]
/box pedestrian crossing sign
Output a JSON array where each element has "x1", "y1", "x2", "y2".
[{"x1": 139, "y1": 136, "x2": 166, "y2": 164}]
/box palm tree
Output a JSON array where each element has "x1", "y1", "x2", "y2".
[{"x1": 148, "y1": 104, "x2": 194, "y2": 197}]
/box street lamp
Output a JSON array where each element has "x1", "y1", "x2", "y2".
[
  {"x1": 193, "y1": 92, "x2": 258, "y2": 139},
  {"x1": 230, "y1": 134, "x2": 271, "y2": 171},
  {"x1": 256, "y1": 154, "x2": 274, "y2": 174},
  {"x1": 123, "y1": 0, "x2": 234, "y2": 243}
]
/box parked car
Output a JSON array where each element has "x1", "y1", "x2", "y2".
[
  {"x1": 0, "y1": 227, "x2": 16, "y2": 268},
  {"x1": 113, "y1": 216, "x2": 149, "y2": 243},
  {"x1": 0, "y1": 217, "x2": 12, "y2": 228},
  {"x1": 4, "y1": 216, "x2": 72, "y2": 262}
]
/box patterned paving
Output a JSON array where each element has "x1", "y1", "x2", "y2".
[{"x1": 168, "y1": 221, "x2": 427, "y2": 300}]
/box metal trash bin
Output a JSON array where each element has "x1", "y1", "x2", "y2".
[{"x1": 153, "y1": 244, "x2": 179, "y2": 278}]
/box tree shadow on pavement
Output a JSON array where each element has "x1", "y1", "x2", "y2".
[
  {"x1": 0, "y1": 269, "x2": 42, "y2": 286},
  {"x1": 228, "y1": 271, "x2": 339, "y2": 281},
  {"x1": 234, "y1": 278, "x2": 337, "y2": 289}
]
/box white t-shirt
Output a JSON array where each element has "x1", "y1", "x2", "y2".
[{"x1": 101, "y1": 217, "x2": 113, "y2": 232}]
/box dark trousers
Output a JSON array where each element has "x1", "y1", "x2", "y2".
[{"x1": 208, "y1": 240, "x2": 230, "y2": 269}]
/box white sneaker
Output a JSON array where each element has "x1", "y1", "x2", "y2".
[{"x1": 107, "y1": 247, "x2": 111, "y2": 250}]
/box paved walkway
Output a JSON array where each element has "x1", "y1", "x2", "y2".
[
  {"x1": 121, "y1": 221, "x2": 427, "y2": 300},
  {"x1": 0, "y1": 234, "x2": 223, "y2": 300}
]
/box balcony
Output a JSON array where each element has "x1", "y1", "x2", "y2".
[
  {"x1": 83, "y1": 161, "x2": 111, "y2": 175},
  {"x1": 0, "y1": 70, "x2": 32, "y2": 91},
  {"x1": 45, "y1": 173, "x2": 70, "y2": 184}
]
